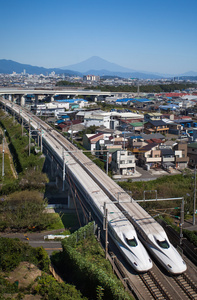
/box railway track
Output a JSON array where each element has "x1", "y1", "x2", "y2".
[
  {"x1": 138, "y1": 271, "x2": 171, "y2": 300},
  {"x1": 173, "y1": 273, "x2": 197, "y2": 300}
]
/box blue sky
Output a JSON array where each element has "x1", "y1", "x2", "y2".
[{"x1": 0, "y1": 0, "x2": 197, "y2": 74}]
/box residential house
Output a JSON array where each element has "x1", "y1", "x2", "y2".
[
  {"x1": 144, "y1": 112, "x2": 162, "y2": 122},
  {"x1": 84, "y1": 114, "x2": 111, "y2": 128},
  {"x1": 111, "y1": 150, "x2": 136, "y2": 175},
  {"x1": 167, "y1": 122, "x2": 182, "y2": 135},
  {"x1": 159, "y1": 104, "x2": 180, "y2": 112},
  {"x1": 95, "y1": 139, "x2": 122, "y2": 164},
  {"x1": 131, "y1": 98, "x2": 154, "y2": 109},
  {"x1": 128, "y1": 135, "x2": 146, "y2": 153},
  {"x1": 83, "y1": 132, "x2": 111, "y2": 153},
  {"x1": 160, "y1": 146, "x2": 175, "y2": 171},
  {"x1": 129, "y1": 122, "x2": 144, "y2": 133},
  {"x1": 187, "y1": 142, "x2": 197, "y2": 167},
  {"x1": 144, "y1": 120, "x2": 169, "y2": 135},
  {"x1": 173, "y1": 142, "x2": 189, "y2": 169},
  {"x1": 128, "y1": 133, "x2": 165, "y2": 154},
  {"x1": 138, "y1": 143, "x2": 161, "y2": 169},
  {"x1": 57, "y1": 120, "x2": 84, "y2": 134},
  {"x1": 115, "y1": 98, "x2": 132, "y2": 106}
]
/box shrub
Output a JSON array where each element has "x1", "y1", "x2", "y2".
[{"x1": 0, "y1": 237, "x2": 50, "y2": 272}]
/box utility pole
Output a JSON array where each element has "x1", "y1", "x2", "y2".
[
  {"x1": 40, "y1": 129, "x2": 43, "y2": 153},
  {"x1": 37, "y1": 127, "x2": 40, "y2": 148},
  {"x1": 71, "y1": 122, "x2": 73, "y2": 143},
  {"x1": 106, "y1": 151, "x2": 109, "y2": 175},
  {"x1": 180, "y1": 199, "x2": 184, "y2": 245},
  {"x1": 193, "y1": 166, "x2": 196, "y2": 226},
  {"x1": 21, "y1": 113, "x2": 23, "y2": 136}
]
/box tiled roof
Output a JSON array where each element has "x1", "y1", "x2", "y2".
[
  {"x1": 147, "y1": 120, "x2": 167, "y2": 126},
  {"x1": 89, "y1": 132, "x2": 103, "y2": 140},
  {"x1": 139, "y1": 142, "x2": 158, "y2": 151}
]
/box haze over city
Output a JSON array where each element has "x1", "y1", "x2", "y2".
[{"x1": 0, "y1": 0, "x2": 197, "y2": 75}]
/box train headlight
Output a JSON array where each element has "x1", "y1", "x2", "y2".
[{"x1": 167, "y1": 264, "x2": 172, "y2": 268}]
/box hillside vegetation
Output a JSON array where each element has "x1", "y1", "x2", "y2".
[{"x1": 0, "y1": 237, "x2": 87, "y2": 299}]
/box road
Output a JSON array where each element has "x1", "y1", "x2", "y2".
[{"x1": 0, "y1": 229, "x2": 64, "y2": 256}]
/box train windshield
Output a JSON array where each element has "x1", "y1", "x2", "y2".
[
  {"x1": 126, "y1": 237, "x2": 138, "y2": 247},
  {"x1": 156, "y1": 239, "x2": 169, "y2": 249}
]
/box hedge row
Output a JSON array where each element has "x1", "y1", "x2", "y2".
[
  {"x1": 59, "y1": 222, "x2": 133, "y2": 300},
  {"x1": 65, "y1": 221, "x2": 96, "y2": 247}
]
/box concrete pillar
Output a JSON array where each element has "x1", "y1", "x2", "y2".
[
  {"x1": 94, "y1": 96, "x2": 98, "y2": 102},
  {"x1": 67, "y1": 189, "x2": 75, "y2": 209},
  {"x1": 51, "y1": 156, "x2": 54, "y2": 177},
  {"x1": 50, "y1": 95, "x2": 55, "y2": 102},
  {"x1": 9, "y1": 94, "x2": 13, "y2": 102},
  {"x1": 35, "y1": 94, "x2": 38, "y2": 106},
  {"x1": 68, "y1": 190, "x2": 71, "y2": 208},
  {"x1": 19, "y1": 95, "x2": 25, "y2": 106}
]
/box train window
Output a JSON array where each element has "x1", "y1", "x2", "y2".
[
  {"x1": 126, "y1": 237, "x2": 138, "y2": 247},
  {"x1": 156, "y1": 239, "x2": 169, "y2": 249}
]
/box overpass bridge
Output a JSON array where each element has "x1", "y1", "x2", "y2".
[{"x1": 0, "y1": 88, "x2": 112, "y2": 106}]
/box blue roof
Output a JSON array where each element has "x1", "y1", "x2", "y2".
[
  {"x1": 26, "y1": 94, "x2": 34, "y2": 98},
  {"x1": 129, "y1": 135, "x2": 143, "y2": 139},
  {"x1": 55, "y1": 98, "x2": 87, "y2": 103},
  {"x1": 131, "y1": 98, "x2": 151, "y2": 103},
  {"x1": 116, "y1": 98, "x2": 131, "y2": 102},
  {"x1": 56, "y1": 119, "x2": 65, "y2": 124},
  {"x1": 159, "y1": 104, "x2": 179, "y2": 111}
]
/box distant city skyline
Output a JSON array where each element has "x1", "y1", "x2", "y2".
[{"x1": 0, "y1": 0, "x2": 197, "y2": 75}]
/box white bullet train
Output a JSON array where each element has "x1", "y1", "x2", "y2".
[
  {"x1": 66, "y1": 160, "x2": 153, "y2": 272},
  {"x1": 120, "y1": 201, "x2": 187, "y2": 274},
  {"x1": 142, "y1": 228, "x2": 187, "y2": 274},
  {"x1": 107, "y1": 209, "x2": 153, "y2": 272}
]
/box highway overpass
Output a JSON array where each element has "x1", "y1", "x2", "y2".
[{"x1": 0, "y1": 88, "x2": 113, "y2": 106}]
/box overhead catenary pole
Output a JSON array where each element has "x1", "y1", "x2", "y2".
[
  {"x1": 71, "y1": 121, "x2": 73, "y2": 143},
  {"x1": 2, "y1": 129, "x2": 6, "y2": 177},
  {"x1": 40, "y1": 129, "x2": 43, "y2": 153},
  {"x1": 105, "y1": 208, "x2": 108, "y2": 259},
  {"x1": 21, "y1": 111, "x2": 23, "y2": 136},
  {"x1": 103, "y1": 202, "x2": 108, "y2": 259},
  {"x1": 62, "y1": 148, "x2": 65, "y2": 191},
  {"x1": 29, "y1": 119, "x2": 31, "y2": 156},
  {"x1": 180, "y1": 198, "x2": 184, "y2": 245},
  {"x1": 136, "y1": 193, "x2": 184, "y2": 245}
]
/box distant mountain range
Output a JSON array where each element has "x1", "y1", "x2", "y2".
[
  {"x1": 0, "y1": 57, "x2": 197, "y2": 80},
  {"x1": 0, "y1": 59, "x2": 81, "y2": 77}
]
